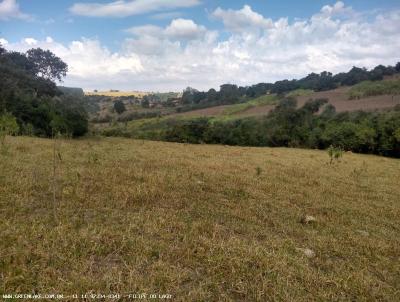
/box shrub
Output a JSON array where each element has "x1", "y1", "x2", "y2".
[
  {"x1": 0, "y1": 112, "x2": 19, "y2": 146},
  {"x1": 327, "y1": 145, "x2": 343, "y2": 164},
  {"x1": 114, "y1": 100, "x2": 126, "y2": 114},
  {"x1": 117, "y1": 111, "x2": 161, "y2": 122}
]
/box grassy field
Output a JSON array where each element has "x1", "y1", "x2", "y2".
[
  {"x1": 348, "y1": 79, "x2": 400, "y2": 100},
  {"x1": 172, "y1": 95, "x2": 279, "y2": 118},
  {"x1": 1, "y1": 136, "x2": 400, "y2": 301},
  {"x1": 286, "y1": 89, "x2": 314, "y2": 98},
  {"x1": 222, "y1": 95, "x2": 278, "y2": 116}
]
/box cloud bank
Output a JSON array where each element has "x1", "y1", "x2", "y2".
[{"x1": 3, "y1": 2, "x2": 400, "y2": 91}]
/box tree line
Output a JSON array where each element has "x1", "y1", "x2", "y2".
[
  {"x1": 161, "y1": 99, "x2": 400, "y2": 157},
  {"x1": 181, "y1": 63, "x2": 400, "y2": 107},
  {"x1": 0, "y1": 45, "x2": 88, "y2": 137}
]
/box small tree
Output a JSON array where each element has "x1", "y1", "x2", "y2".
[
  {"x1": 114, "y1": 100, "x2": 126, "y2": 114},
  {"x1": 395, "y1": 62, "x2": 400, "y2": 73},
  {"x1": 0, "y1": 112, "x2": 19, "y2": 146},
  {"x1": 141, "y1": 98, "x2": 150, "y2": 108}
]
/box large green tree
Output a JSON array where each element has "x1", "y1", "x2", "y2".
[
  {"x1": 26, "y1": 48, "x2": 68, "y2": 82},
  {"x1": 0, "y1": 46, "x2": 88, "y2": 137}
]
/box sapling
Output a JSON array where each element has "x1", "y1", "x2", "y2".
[
  {"x1": 327, "y1": 145, "x2": 343, "y2": 164},
  {"x1": 0, "y1": 112, "x2": 19, "y2": 153}
]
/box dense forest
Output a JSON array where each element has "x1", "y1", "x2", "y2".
[{"x1": 0, "y1": 45, "x2": 88, "y2": 137}]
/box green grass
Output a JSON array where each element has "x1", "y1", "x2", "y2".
[
  {"x1": 286, "y1": 89, "x2": 314, "y2": 98},
  {"x1": 222, "y1": 95, "x2": 278, "y2": 115},
  {"x1": 247, "y1": 94, "x2": 278, "y2": 106},
  {"x1": 222, "y1": 102, "x2": 253, "y2": 115},
  {"x1": 348, "y1": 79, "x2": 400, "y2": 99},
  {"x1": 1, "y1": 136, "x2": 399, "y2": 301}
]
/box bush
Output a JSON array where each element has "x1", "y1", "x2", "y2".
[
  {"x1": 92, "y1": 114, "x2": 113, "y2": 123},
  {"x1": 327, "y1": 145, "x2": 343, "y2": 164},
  {"x1": 321, "y1": 122, "x2": 376, "y2": 152},
  {"x1": 0, "y1": 112, "x2": 19, "y2": 145},
  {"x1": 114, "y1": 100, "x2": 126, "y2": 114},
  {"x1": 117, "y1": 111, "x2": 161, "y2": 122}
]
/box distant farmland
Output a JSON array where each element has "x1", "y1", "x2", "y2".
[
  {"x1": 174, "y1": 78, "x2": 400, "y2": 119},
  {"x1": 85, "y1": 90, "x2": 149, "y2": 97}
]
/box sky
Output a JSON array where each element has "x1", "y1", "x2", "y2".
[{"x1": 1, "y1": 0, "x2": 400, "y2": 92}]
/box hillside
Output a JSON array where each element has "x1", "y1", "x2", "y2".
[
  {"x1": 1, "y1": 136, "x2": 399, "y2": 301},
  {"x1": 173, "y1": 77, "x2": 400, "y2": 119},
  {"x1": 89, "y1": 77, "x2": 400, "y2": 126}
]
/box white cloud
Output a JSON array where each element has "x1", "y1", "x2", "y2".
[
  {"x1": 212, "y1": 5, "x2": 273, "y2": 33},
  {"x1": 320, "y1": 1, "x2": 354, "y2": 17},
  {"x1": 0, "y1": 0, "x2": 31, "y2": 20},
  {"x1": 165, "y1": 19, "x2": 207, "y2": 40},
  {"x1": 70, "y1": 0, "x2": 201, "y2": 18},
  {"x1": 125, "y1": 18, "x2": 208, "y2": 42},
  {"x1": 0, "y1": 38, "x2": 8, "y2": 45},
  {"x1": 3, "y1": 2, "x2": 400, "y2": 92}
]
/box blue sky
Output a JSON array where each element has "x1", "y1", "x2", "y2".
[
  {"x1": 1, "y1": 0, "x2": 400, "y2": 91},
  {"x1": 2, "y1": 0, "x2": 400, "y2": 49}
]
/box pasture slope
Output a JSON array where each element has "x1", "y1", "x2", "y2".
[
  {"x1": 177, "y1": 87, "x2": 400, "y2": 118},
  {"x1": 296, "y1": 87, "x2": 400, "y2": 112},
  {"x1": 1, "y1": 136, "x2": 399, "y2": 301},
  {"x1": 174, "y1": 77, "x2": 400, "y2": 119}
]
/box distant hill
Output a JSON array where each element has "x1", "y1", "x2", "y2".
[
  {"x1": 174, "y1": 76, "x2": 400, "y2": 118},
  {"x1": 85, "y1": 90, "x2": 149, "y2": 97}
]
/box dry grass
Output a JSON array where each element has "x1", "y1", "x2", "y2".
[
  {"x1": 85, "y1": 91, "x2": 149, "y2": 97},
  {"x1": 1, "y1": 136, "x2": 399, "y2": 301}
]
